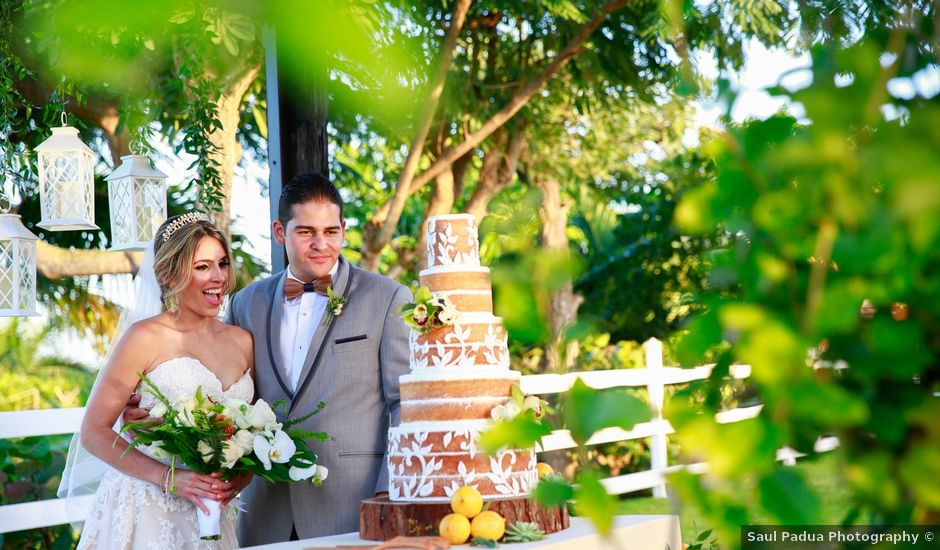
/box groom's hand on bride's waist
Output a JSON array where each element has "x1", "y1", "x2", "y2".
[
  {"x1": 123, "y1": 393, "x2": 152, "y2": 423},
  {"x1": 120, "y1": 393, "x2": 155, "y2": 440}
]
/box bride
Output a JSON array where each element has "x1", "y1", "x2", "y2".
[{"x1": 62, "y1": 213, "x2": 254, "y2": 549}]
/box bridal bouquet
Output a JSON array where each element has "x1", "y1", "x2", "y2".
[{"x1": 120, "y1": 373, "x2": 329, "y2": 540}]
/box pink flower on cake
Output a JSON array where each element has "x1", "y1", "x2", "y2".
[{"x1": 412, "y1": 303, "x2": 429, "y2": 326}]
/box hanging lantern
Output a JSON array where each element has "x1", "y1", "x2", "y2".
[
  {"x1": 0, "y1": 198, "x2": 40, "y2": 317},
  {"x1": 106, "y1": 155, "x2": 168, "y2": 250},
  {"x1": 35, "y1": 113, "x2": 99, "y2": 231}
]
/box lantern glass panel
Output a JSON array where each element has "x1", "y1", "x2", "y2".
[
  {"x1": 17, "y1": 241, "x2": 35, "y2": 310},
  {"x1": 109, "y1": 179, "x2": 133, "y2": 247},
  {"x1": 0, "y1": 240, "x2": 12, "y2": 309},
  {"x1": 136, "y1": 177, "x2": 166, "y2": 242}
]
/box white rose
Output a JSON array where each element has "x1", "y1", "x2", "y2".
[
  {"x1": 172, "y1": 394, "x2": 198, "y2": 427},
  {"x1": 223, "y1": 398, "x2": 251, "y2": 429},
  {"x1": 148, "y1": 402, "x2": 168, "y2": 419},
  {"x1": 314, "y1": 464, "x2": 328, "y2": 482},
  {"x1": 220, "y1": 440, "x2": 243, "y2": 469},
  {"x1": 333, "y1": 304, "x2": 344, "y2": 316},
  {"x1": 197, "y1": 440, "x2": 215, "y2": 463},
  {"x1": 247, "y1": 400, "x2": 278, "y2": 431},
  {"x1": 148, "y1": 441, "x2": 169, "y2": 460},
  {"x1": 233, "y1": 429, "x2": 255, "y2": 453}
]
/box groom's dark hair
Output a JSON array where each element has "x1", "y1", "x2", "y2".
[{"x1": 278, "y1": 172, "x2": 344, "y2": 224}]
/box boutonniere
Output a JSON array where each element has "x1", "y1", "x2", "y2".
[{"x1": 324, "y1": 287, "x2": 348, "y2": 325}]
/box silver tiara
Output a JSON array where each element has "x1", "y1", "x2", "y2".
[{"x1": 161, "y1": 212, "x2": 210, "y2": 242}]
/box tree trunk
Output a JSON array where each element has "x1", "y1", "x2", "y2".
[
  {"x1": 537, "y1": 176, "x2": 582, "y2": 372},
  {"x1": 465, "y1": 127, "x2": 526, "y2": 221},
  {"x1": 362, "y1": 0, "x2": 630, "y2": 261},
  {"x1": 204, "y1": 64, "x2": 261, "y2": 239}
]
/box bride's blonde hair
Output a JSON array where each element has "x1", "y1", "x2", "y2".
[{"x1": 153, "y1": 214, "x2": 235, "y2": 312}]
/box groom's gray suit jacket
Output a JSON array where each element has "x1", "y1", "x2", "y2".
[{"x1": 227, "y1": 255, "x2": 411, "y2": 544}]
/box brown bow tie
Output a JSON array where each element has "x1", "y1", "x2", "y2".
[{"x1": 284, "y1": 275, "x2": 332, "y2": 302}]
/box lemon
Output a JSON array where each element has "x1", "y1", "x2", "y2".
[
  {"x1": 470, "y1": 510, "x2": 505, "y2": 541},
  {"x1": 536, "y1": 462, "x2": 554, "y2": 478},
  {"x1": 450, "y1": 485, "x2": 484, "y2": 518},
  {"x1": 439, "y1": 513, "x2": 472, "y2": 544}
]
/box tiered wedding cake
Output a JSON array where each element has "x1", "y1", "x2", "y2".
[{"x1": 387, "y1": 214, "x2": 538, "y2": 502}]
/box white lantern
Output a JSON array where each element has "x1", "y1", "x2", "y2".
[
  {"x1": 106, "y1": 155, "x2": 168, "y2": 250},
  {"x1": 35, "y1": 116, "x2": 99, "y2": 231},
  {"x1": 0, "y1": 201, "x2": 40, "y2": 317}
]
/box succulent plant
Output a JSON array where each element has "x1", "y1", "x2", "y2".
[{"x1": 503, "y1": 521, "x2": 546, "y2": 543}]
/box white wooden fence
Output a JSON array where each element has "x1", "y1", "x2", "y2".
[{"x1": 0, "y1": 338, "x2": 836, "y2": 534}]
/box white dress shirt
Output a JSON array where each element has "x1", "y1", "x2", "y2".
[{"x1": 280, "y1": 263, "x2": 337, "y2": 391}]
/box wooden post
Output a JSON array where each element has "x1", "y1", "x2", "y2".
[
  {"x1": 645, "y1": 337, "x2": 668, "y2": 498},
  {"x1": 263, "y1": 25, "x2": 330, "y2": 274}
]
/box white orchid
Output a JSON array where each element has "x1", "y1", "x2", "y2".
[
  {"x1": 247, "y1": 400, "x2": 278, "y2": 431},
  {"x1": 523, "y1": 394, "x2": 543, "y2": 417},
  {"x1": 288, "y1": 458, "x2": 318, "y2": 481},
  {"x1": 253, "y1": 430, "x2": 297, "y2": 470},
  {"x1": 491, "y1": 398, "x2": 522, "y2": 422},
  {"x1": 437, "y1": 306, "x2": 458, "y2": 325}
]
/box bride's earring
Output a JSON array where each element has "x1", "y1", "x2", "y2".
[{"x1": 163, "y1": 293, "x2": 178, "y2": 313}]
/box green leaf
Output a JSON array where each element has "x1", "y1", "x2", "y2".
[
  {"x1": 573, "y1": 469, "x2": 616, "y2": 535},
  {"x1": 563, "y1": 379, "x2": 651, "y2": 445},
  {"x1": 478, "y1": 414, "x2": 553, "y2": 454},
  {"x1": 532, "y1": 478, "x2": 574, "y2": 507},
  {"x1": 757, "y1": 467, "x2": 822, "y2": 524},
  {"x1": 471, "y1": 536, "x2": 498, "y2": 547}
]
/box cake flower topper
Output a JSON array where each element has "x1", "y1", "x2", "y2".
[
  {"x1": 398, "y1": 286, "x2": 458, "y2": 334},
  {"x1": 323, "y1": 287, "x2": 348, "y2": 325},
  {"x1": 490, "y1": 384, "x2": 552, "y2": 422}
]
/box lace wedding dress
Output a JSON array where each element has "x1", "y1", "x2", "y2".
[{"x1": 77, "y1": 357, "x2": 254, "y2": 550}]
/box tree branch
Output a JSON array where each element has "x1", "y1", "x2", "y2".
[
  {"x1": 364, "y1": 0, "x2": 628, "y2": 257},
  {"x1": 37, "y1": 240, "x2": 142, "y2": 279},
  {"x1": 362, "y1": 0, "x2": 472, "y2": 269}
]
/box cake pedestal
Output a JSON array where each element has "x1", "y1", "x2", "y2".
[{"x1": 359, "y1": 496, "x2": 570, "y2": 541}]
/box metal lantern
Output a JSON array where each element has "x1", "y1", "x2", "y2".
[
  {"x1": 106, "y1": 155, "x2": 168, "y2": 250},
  {"x1": 0, "y1": 200, "x2": 40, "y2": 317},
  {"x1": 35, "y1": 115, "x2": 99, "y2": 231}
]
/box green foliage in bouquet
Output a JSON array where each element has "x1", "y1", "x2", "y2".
[{"x1": 120, "y1": 373, "x2": 328, "y2": 485}]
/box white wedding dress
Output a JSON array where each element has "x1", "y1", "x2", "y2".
[{"x1": 77, "y1": 357, "x2": 254, "y2": 550}]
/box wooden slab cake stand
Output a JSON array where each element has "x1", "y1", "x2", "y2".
[{"x1": 359, "y1": 496, "x2": 569, "y2": 541}]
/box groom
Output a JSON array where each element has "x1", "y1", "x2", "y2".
[{"x1": 226, "y1": 173, "x2": 411, "y2": 543}]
